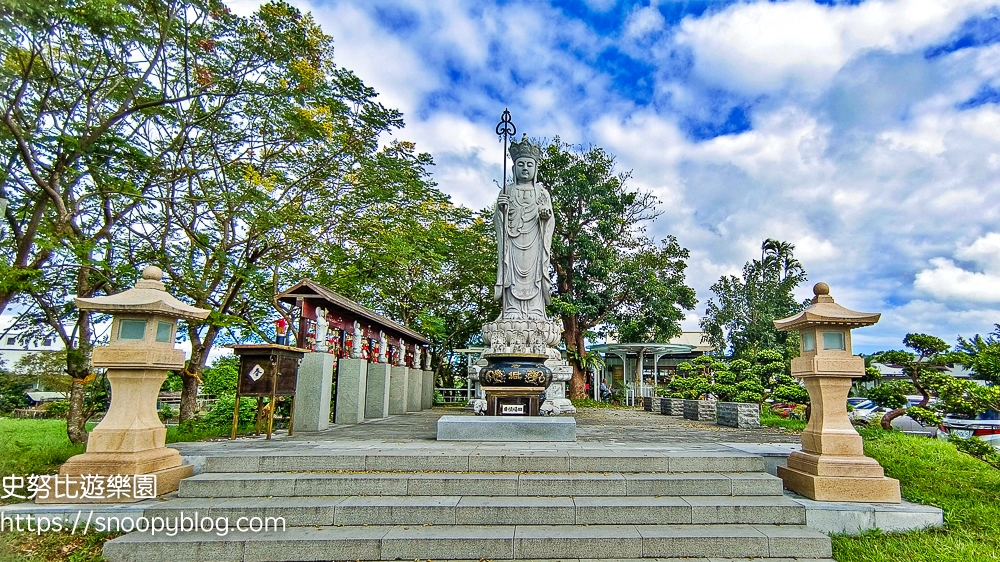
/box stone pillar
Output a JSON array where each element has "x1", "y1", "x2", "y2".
[
  {"x1": 335, "y1": 358, "x2": 367, "y2": 424},
  {"x1": 407, "y1": 367, "x2": 422, "y2": 412},
  {"x1": 389, "y1": 365, "x2": 409, "y2": 415},
  {"x1": 294, "y1": 352, "x2": 336, "y2": 431},
  {"x1": 422, "y1": 369, "x2": 434, "y2": 409},
  {"x1": 365, "y1": 362, "x2": 392, "y2": 419}
]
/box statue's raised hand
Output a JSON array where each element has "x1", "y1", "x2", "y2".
[
  {"x1": 539, "y1": 207, "x2": 551, "y2": 219},
  {"x1": 497, "y1": 194, "x2": 510, "y2": 208}
]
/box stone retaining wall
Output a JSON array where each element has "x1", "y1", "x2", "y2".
[
  {"x1": 716, "y1": 401, "x2": 760, "y2": 429},
  {"x1": 683, "y1": 399, "x2": 716, "y2": 422},
  {"x1": 642, "y1": 396, "x2": 653, "y2": 412},
  {"x1": 659, "y1": 397, "x2": 685, "y2": 416}
]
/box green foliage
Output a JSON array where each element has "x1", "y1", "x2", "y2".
[
  {"x1": 12, "y1": 351, "x2": 70, "y2": 392},
  {"x1": 42, "y1": 400, "x2": 69, "y2": 418},
  {"x1": 948, "y1": 435, "x2": 1000, "y2": 469},
  {"x1": 433, "y1": 390, "x2": 444, "y2": 405},
  {"x1": 0, "y1": 375, "x2": 30, "y2": 413},
  {"x1": 954, "y1": 324, "x2": 1000, "y2": 383},
  {"x1": 905, "y1": 405, "x2": 943, "y2": 427},
  {"x1": 700, "y1": 239, "x2": 807, "y2": 358},
  {"x1": 158, "y1": 404, "x2": 176, "y2": 422},
  {"x1": 868, "y1": 380, "x2": 911, "y2": 409},
  {"x1": 0, "y1": 419, "x2": 85, "y2": 505},
  {"x1": 201, "y1": 355, "x2": 240, "y2": 397},
  {"x1": 770, "y1": 381, "x2": 810, "y2": 404},
  {"x1": 667, "y1": 373, "x2": 711, "y2": 400},
  {"x1": 760, "y1": 407, "x2": 808, "y2": 431},
  {"x1": 201, "y1": 395, "x2": 258, "y2": 430}
]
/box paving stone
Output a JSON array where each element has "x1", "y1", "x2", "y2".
[
  {"x1": 380, "y1": 524, "x2": 514, "y2": 560},
  {"x1": 574, "y1": 496, "x2": 690, "y2": 524},
  {"x1": 406, "y1": 473, "x2": 519, "y2": 496},
  {"x1": 177, "y1": 473, "x2": 297, "y2": 498},
  {"x1": 102, "y1": 530, "x2": 246, "y2": 562},
  {"x1": 566, "y1": 451, "x2": 670, "y2": 472},
  {"x1": 623, "y1": 473, "x2": 732, "y2": 496},
  {"x1": 726, "y1": 472, "x2": 785, "y2": 496},
  {"x1": 203, "y1": 456, "x2": 261, "y2": 473},
  {"x1": 334, "y1": 495, "x2": 459, "y2": 525},
  {"x1": 259, "y1": 454, "x2": 365, "y2": 472},
  {"x1": 456, "y1": 496, "x2": 575, "y2": 525},
  {"x1": 752, "y1": 524, "x2": 833, "y2": 558},
  {"x1": 637, "y1": 524, "x2": 770, "y2": 558},
  {"x1": 684, "y1": 496, "x2": 805, "y2": 524},
  {"x1": 514, "y1": 524, "x2": 643, "y2": 559},
  {"x1": 667, "y1": 453, "x2": 764, "y2": 472},
  {"x1": 292, "y1": 474, "x2": 408, "y2": 496},
  {"x1": 242, "y1": 526, "x2": 387, "y2": 562},
  {"x1": 517, "y1": 473, "x2": 626, "y2": 496},
  {"x1": 365, "y1": 453, "x2": 470, "y2": 472},
  {"x1": 469, "y1": 452, "x2": 570, "y2": 472}
]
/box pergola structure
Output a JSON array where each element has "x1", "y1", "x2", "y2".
[{"x1": 588, "y1": 338, "x2": 708, "y2": 403}]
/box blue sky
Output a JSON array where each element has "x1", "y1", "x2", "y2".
[{"x1": 231, "y1": 0, "x2": 1000, "y2": 354}]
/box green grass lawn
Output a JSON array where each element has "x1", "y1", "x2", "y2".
[
  {"x1": 832, "y1": 428, "x2": 1000, "y2": 561},
  {"x1": 0, "y1": 419, "x2": 84, "y2": 507}
]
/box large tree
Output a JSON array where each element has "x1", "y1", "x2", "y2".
[
  {"x1": 0, "y1": 0, "x2": 250, "y2": 442},
  {"x1": 955, "y1": 324, "x2": 1000, "y2": 383},
  {"x1": 700, "y1": 238, "x2": 807, "y2": 359},
  {"x1": 539, "y1": 139, "x2": 697, "y2": 399},
  {"x1": 872, "y1": 333, "x2": 950, "y2": 431}
]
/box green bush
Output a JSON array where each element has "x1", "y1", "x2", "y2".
[
  {"x1": 158, "y1": 404, "x2": 176, "y2": 422},
  {"x1": 948, "y1": 434, "x2": 1000, "y2": 469},
  {"x1": 433, "y1": 390, "x2": 444, "y2": 405},
  {"x1": 0, "y1": 375, "x2": 30, "y2": 413},
  {"x1": 202, "y1": 394, "x2": 258, "y2": 429},
  {"x1": 868, "y1": 380, "x2": 911, "y2": 409},
  {"x1": 43, "y1": 400, "x2": 69, "y2": 418},
  {"x1": 201, "y1": 355, "x2": 240, "y2": 397}
]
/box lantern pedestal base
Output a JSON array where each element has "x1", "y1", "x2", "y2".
[
  {"x1": 36, "y1": 450, "x2": 192, "y2": 504},
  {"x1": 777, "y1": 464, "x2": 900, "y2": 503}
]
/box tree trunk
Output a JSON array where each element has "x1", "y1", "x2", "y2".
[
  {"x1": 563, "y1": 314, "x2": 587, "y2": 399},
  {"x1": 180, "y1": 325, "x2": 219, "y2": 422},
  {"x1": 66, "y1": 377, "x2": 88, "y2": 444},
  {"x1": 881, "y1": 407, "x2": 905, "y2": 431},
  {"x1": 64, "y1": 313, "x2": 93, "y2": 445}
]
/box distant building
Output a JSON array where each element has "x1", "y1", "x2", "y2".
[{"x1": 0, "y1": 325, "x2": 64, "y2": 370}]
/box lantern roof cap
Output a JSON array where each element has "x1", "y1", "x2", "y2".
[
  {"x1": 774, "y1": 283, "x2": 880, "y2": 331},
  {"x1": 74, "y1": 266, "x2": 210, "y2": 321}
]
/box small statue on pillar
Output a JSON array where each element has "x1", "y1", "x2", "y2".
[
  {"x1": 351, "y1": 321, "x2": 363, "y2": 359},
  {"x1": 314, "y1": 307, "x2": 329, "y2": 352},
  {"x1": 378, "y1": 331, "x2": 388, "y2": 363},
  {"x1": 397, "y1": 338, "x2": 406, "y2": 367}
]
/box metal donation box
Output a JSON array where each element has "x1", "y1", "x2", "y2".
[{"x1": 231, "y1": 344, "x2": 305, "y2": 440}]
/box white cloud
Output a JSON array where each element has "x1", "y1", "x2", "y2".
[
  {"x1": 915, "y1": 233, "x2": 1000, "y2": 303},
  {"x1": 624, "y1": 5, "x2": 666, "y2": 39},
  {"x1": 676, "y1": 0, "x2": 996, "y2": 96}
]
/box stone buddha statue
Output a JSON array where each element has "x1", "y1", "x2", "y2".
[{"x1": 494, "y1": 134, "x2": 554, "y2": 321}]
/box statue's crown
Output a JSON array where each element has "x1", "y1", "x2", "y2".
[{"x1": 508, "y1": 133, "x2": 542, "y2": 162}]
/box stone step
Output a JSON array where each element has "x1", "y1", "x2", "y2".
[
  {"x1": 145, "y1": 495, "x2": 805, "y2": 526},
  {"x1": 199, "y1": 451, "x2": 765, "y2": 474},
  {"x1": 177, "y1": 471, "x2": 784, "y2": 498},
  {"x1": 102, "y1": 523, "x2": 832, "y2": 562}
]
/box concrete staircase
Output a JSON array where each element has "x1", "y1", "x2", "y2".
[{"x1": 102, "y1": 448, "x2": 833, "y2": 561}]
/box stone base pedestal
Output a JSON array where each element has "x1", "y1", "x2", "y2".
[
  {"x1": 294, "y1": 352, "x2": 336, "y2": 431},
  {"x1": 37, "y1": 450, "x2": 191, "y2": 504},
  {"x1": 483, "y1": 386, "x2": 544, "y2": 416},
  {"x1": 716, "y1": 401, "x2": 760, "y2": 428},
  {"x1": 421, "y1": 370, "x2": 434, "y2": 409},
  {"x1": 683, "y1": 399, "x2": 716, "y2": 422},
  {"x1": 436, "y1": 415, "x2": 576, "y2": 441},
  {"x1": 365, "y1": 363, "x2": 392, "y2": 419},
  {"x1": 407, "y1": 367, "x2": 422, "y2": 412},
  {"x1": 335, "y1": 358, "x2": 367, "y2": 424},
  {"x1": 778, "y1": 463, "x2": 901, "y2": 503},
  {"x1": 389, "y1": 366, "x2": 408, "y2": 415}
]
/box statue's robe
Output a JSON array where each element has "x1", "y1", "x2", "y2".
[{"x1": 494, "y1": 178, "x2": 554, "y2": 320}]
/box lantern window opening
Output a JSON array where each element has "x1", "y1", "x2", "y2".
[
  {"x1": 119, "y1": 319, "x2": 147, "y2": 340},
  {"x1": 156, "y1": 321, "x2": 173, "y2": 343},
  {"x1": 822, "y1": 331, "x2": 845, "y2": 351},
  {"x1": 802, "y1": 331, "x2": 816, "y2": 352}
]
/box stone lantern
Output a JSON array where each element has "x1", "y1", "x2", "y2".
[
  {"x1": 41, "y1": 266, "x2": 210, "y2": 503},
  {"x1": 773, "y1": 282, "x2": 900, "y2": 503}
]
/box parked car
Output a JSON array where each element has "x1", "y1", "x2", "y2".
[
  {"x1": 938, "y1": 411, "x2": 1000, "y2": 450},
  {"x1": 847, "y1": 397, "x2": 870, "y2": 408},
  {"x1": 848, "y1": 398, "x2": 938, "y2": 437}
]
